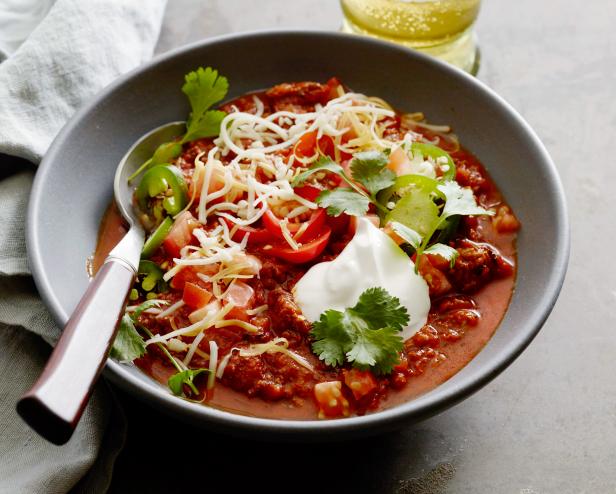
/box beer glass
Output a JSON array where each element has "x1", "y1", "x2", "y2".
[{"x1": 341, "y1": 0, "x2": 482, "y2": 74}]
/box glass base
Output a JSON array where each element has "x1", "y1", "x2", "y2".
[{"x1": 341, "y1": 19, "x2": 480, "y2": 75}]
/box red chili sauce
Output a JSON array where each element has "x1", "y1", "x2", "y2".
[{"x1": 94, "y1": 80, "x2": 520, "y2": 420}]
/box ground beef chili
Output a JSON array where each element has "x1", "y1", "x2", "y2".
[{"x1": 94, "y1": 78, "x2": 519, "y2": 420}]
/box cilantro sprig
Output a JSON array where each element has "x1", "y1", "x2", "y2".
[
  {"x1": 292, "y1": 151, "x2": 395, "y2": 217},
  {"x1": 180, "y1": 67, "x2": 228, "y2": 143},
  {"x1": 389, "y1": 180, "x2": 494, "y2": 270},
  {"x1": 128, "y1": 66, "x2": 228, "y2": 182},
  {"x1": 111, "y1": 300, "x2": 208, "y2": 398},
  {"x1": 310, "y1": 287, "x2": 409, "y2": 375},
  {"x1": 110, "y1": 300, "x2": 162, "y2": 362}
]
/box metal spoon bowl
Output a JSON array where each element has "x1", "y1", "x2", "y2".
[{"x1": 17, "y1": 122, "x2": 184, "y2": 445}]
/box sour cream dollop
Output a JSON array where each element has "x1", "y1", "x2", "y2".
[{"x1": 293, "y1": 217, "x2": 430, "y2": 340}]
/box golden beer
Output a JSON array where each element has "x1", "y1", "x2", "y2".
[{"x1": 340, "y1": 0, "x2": 482, "y2": 73}]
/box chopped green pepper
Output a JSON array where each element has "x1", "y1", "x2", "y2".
[
  {"x1": 141, "y1": 216, "x2": 173, "y2": 259},
  {"x1": 128, "y1": 141, "x2": 183, "y2": 183},
  {"x1": 138, "y1": 260, "x2": 165, "y2": 292},
  {"x1": 411, "y1": 142, "x2": 456, "y2": 181},
  {"x1": 136, "y1": 164, "x2": 188, "y2": 217}
]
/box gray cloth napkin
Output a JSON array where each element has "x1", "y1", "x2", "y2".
[{"x1": 0, "y1": 0, "x2": 167, "y2": 492}]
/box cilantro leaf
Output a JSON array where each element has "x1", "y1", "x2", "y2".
[
  {"x1": 386, "y1": 186, "x2": 440, "y2": 238},
  {"x1": 292, "y1": 155, "x2": 391, "y2": 217},
  {"x1": 110, "y1": 300, "x2": 165, "y2": 362},
  {"x1": 110, "y1": 313, "x2": 146, "y2": 362},
  {"x1": 424, "y1": 243, "x2": 460, "y2": 267},
  {"x1": 291, "y1": 156, "x2": 345, "y2": 187},
  {"x1": 437, "y1": 181, "x2": 494, "y2": 219},
  {"x1": 181, "y1": 67, "x2": 229, "y2": 143},
  {"x1": 182, "y1": 110, "x2": 226, "y2": 143},
  {"x1": 317, "y1": 189, "x2": 370, "y2": 217},
  {"x1": 168, "y1": 369, "x2": 209, "y2": 396},
  {"x1": 310, "y1": 287, "x2": 409, "y2": 374},
  {"x1": 389, "y1": 221, "x2": 422, "y2": 249},
  {"x1": 346, "y1": 326, "x2": 405, "y2": 373},
  {"x1": 351, "y1": 287, "x2": 409, "y2": 333},
  {"x1": 182, "y1": 67, "x2": 228, "y2": 127},
  {"x1": 350, "y1": 151, "x2": 395, "y2": 195},
  {"x1": 311, "y1": 310, "x2": 351, "y2": 367}
]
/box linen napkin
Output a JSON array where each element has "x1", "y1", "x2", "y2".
[{"x1": 0, "y1": 0, "x2": 166, "y2": 492}]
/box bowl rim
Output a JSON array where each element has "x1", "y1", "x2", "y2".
[{"x1": 27, "y1": 29, "x2": 570, "y2": 436}]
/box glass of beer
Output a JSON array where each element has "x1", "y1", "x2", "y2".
[{"x1": 340, "y1": 0, "x2": 482, "y2": 74}]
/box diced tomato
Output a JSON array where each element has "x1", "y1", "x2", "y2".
[
  {"x1": 189, "y1": 300, "x2": 221, "y2": 325},
  {"x1": 317, "y1": 135, "x2": 336, "y2": 159},
  {"x1": 262, "y1": 208, "x2": 326, "y2": 243},
  {"x1": 170, "y1": 265, "x2": 217, "y2": 290},
  {"x1": 182, "y1": 282, "x2": 213, "y2": 310},
  {"x1": 343, "y1": 369, "x2": 378, "y2": 401},
  {"x1": 314, "y1": 381, "x2": 350, "y2": 419},
  {"x1": 188, "y1": 167, "x2": 225, "y2": 201},
  {"x1": 293, "y1": 131, "x2": 336, "y2": 160},
  {"x1": 267, "y1": 227, "x2": 331, "y2": 264},
  {"x1": 417, "y1": 255, "x2": 453, "y2": 297},
  {"x1": 223, "y1": 281, "x2": 254, "y2": 308},
  {"x1": 325, "y1": 77, "x2": 343, "y2": 101},
  {"x1": 163, "y1": 211, "x2": 199, "y2": 258},
  {"x1": 387, "y1": 146, "x2": 412, "y2": 176},
  {"x1": 294, "y1": 131, "x2": 318, "y2": 159},
  {"x1": 223, "y1": 281, "x2": 255, "y2": 322}
]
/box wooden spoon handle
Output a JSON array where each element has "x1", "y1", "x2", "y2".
[{"x1": 17, "y1": 259, "x2": 135, "y2": 445}]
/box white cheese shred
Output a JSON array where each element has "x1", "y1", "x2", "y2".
[{"x1": 207, "y1": 340, "x2": 218, "y2": 390}]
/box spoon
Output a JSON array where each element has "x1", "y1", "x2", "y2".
[{"x1": 17, "y1": 122, "x2": 185, "y2": 445}]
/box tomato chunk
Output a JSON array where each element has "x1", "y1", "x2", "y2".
[
  {"x1": 163, "y1": 211, "x2": 199, "y2": 258},
  {"x1": 223, "y1": 280, "x2": 254, "y2": 308},
  {"x1": 182, "y1": 282, "x2": 212, "y2": 310},
  {"x1": 293, "y1": 131, "x2": 336, "y2": 160},
  {"x1": 188, "y1": 166, "x2": 225, "y2": 200},
  {"x1": 417, "y1": 255, "x2": 452, "y2": 297},
  {"x1": 314, "y1": 381, "x2": 350, "y2": 419},
  {"x1": 170, "y1": 265, "x2": 217, "y2": 290},
  {"x1": 222, "y1": 281, "x2": 255, "y2": 321},
  {"x1": 343, "y1": 369, "x2": 378, "y2": 401}
]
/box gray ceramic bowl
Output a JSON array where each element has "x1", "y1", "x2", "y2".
[{"x1": 28, "y1": 31, "x2": 569, "y2": 440}]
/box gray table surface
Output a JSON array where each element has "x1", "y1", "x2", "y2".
[{"x1": 110, "y1": 1, "x2": 616, "y2": 492}]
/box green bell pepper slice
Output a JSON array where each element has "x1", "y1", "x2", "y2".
[
  {"x1": 136, "y1": 164, "x2": 188, "y2": 217},
  {"x1": 141, "y1": 216, "x2": 173, "y2": 259},
  {"x1": 138, "y1": 260, "x2": 165, "y2": 292},
  {"x1": 411, "y1": 142, "x2": 456, "y2": 181}
]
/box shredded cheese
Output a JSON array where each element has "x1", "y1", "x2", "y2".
[
  {"x1": 216, "y1": 338, "x2": 314, "y2": 380},
  {"x1": 156, "y1": 300, "x2": 185, "y2": 319},
  {"x1": 207, "y1": 340, "x2": 218, "y2": 389},
  {"x1": 145, "y1": 89, "x2": 441, "y2": 380},
  {"x1": 183, "y1": 330, "x2": 206, "y2": 366}
]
